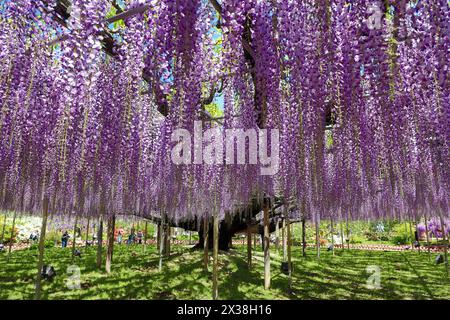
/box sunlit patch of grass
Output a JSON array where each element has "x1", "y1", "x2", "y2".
[{"x1": 0, "y1": 244, "x2": 448, "y2": 300}]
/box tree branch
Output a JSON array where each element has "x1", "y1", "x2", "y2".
[{"x1": 208, "y1": 0, "x2": 255, "y2": 60}]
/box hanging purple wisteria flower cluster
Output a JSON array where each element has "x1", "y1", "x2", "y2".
[{"x1": 0, "y1": 0, "x2": 448, "y2": 224}]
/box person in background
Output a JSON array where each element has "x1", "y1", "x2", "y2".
[
  {"x1": 61, "y1": 230, "x2": 70, "y2": 248},
  {"x1": 127, "y1": 230, "x2": 136, "y2": 245},
  {"x1": 29, "y1": 231, "x2": 37, "y2": 243},
  {"x1": 137, "y1": 230, "x2": 143, "y2": 244},
  {"x1": 117, "y1": 231, "x2": 123, "y2": 244},
  {"x1": 30, "y1": 231, "x2": 39, "y2": 242}
]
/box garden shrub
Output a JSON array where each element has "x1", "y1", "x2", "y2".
[{"x1": 391, "y1": 223, "x2": 412, "y2": 245}]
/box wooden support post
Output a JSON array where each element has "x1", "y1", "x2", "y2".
[
  {"x1": 0, "y1": 212, "x2": 7, "y2": 243},
  {"x1": 71, "y1": 216, "x2": 78, "y2": 263},
  {"x1": 263, "y1": 198, "x2": 271, "y2": 290},
  {"x1": 275, "y1": 220, "x2": 279, "y2": 252},
  {"x1": 287, "y1": 216, "x2": 292, "y2": 289},
  {"x1": 315, "y1": 215, "x2": 320, "y2": 260},
  {"x1": 156, "y1": 223, "x2": 161, "y2": 249},
  {"x1": 284, "y1": 204, "x2": 292, "y2": 289},
  {"x1": 158, "y1": 219, "x2": 165, "y2": 272},
  {"x1": 330, "y1": 218, "x2": 335, "y2": 256},
  {"x1": 85, "y1": 217, "x2": 90, "y2": 249},
  {"x1": 212, "y1": 211, "x2": 219, "y2": 300},
  {"x1": 301, "y1": 217, "x2": 306, "y2": 257},
  {"x1": 34, "y1": 196, "x2": 49, "y2": 300},
  {"x1": 92, "y1": 223, "x2": 96, "y2": 244},
  {"x1": 424, "y1": 212, "x2": 431, "y2": 261},
  {"x1": 203, "y1": 217, "x2": 209, "y2": 270},
  {"x1": 415, "y1": 217, "x2": 421, "y2": 254},
  {"x1": 346, "y1": 214, "x2": 350, "y2": 250},
  {"x1": 404, "y1": 220, "x2": 409, "y2": 244},
  {"x1": 409, "y1": 219, "x2": 415, "y2": 250},
  {"x1": 247, "y1": 224, "x2": 252, "y2": 269},
  {"x1": 282, "y1": 217, "x2": 287, "y2": 262},
  {"x1": 96, "y1": 218, "x2": 103, "y2": 269},
  {"x1": 438, "y1": 212, "x2": 449, "y2": 277},
  {"x1": 164, "y1": 226, "x2": 171, "y2": 257},
  {"x1": 143, "y1": 221, "x2": 148, "y2": 252},
  {"x1": 105, "y1": 215, "x2": 116, "y2": 273},
  {"x1": 7, "y1": 211, "x2": 17, "y2": 261}
]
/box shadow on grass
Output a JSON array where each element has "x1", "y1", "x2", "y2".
[{"x1": 1, "y1": 245, "x2": 449, "y2": 300}]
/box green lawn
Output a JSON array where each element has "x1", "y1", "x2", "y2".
[{"x1": 0, "y1": 244, "x2": 448, "y2": 300}]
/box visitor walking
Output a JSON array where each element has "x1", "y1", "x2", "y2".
[
  {"x1": 62, "y1": 231, "x2": 70, "y2": 248},
  {"x1": 127, "y1": 231, "x2": 135, "y2": 245},
  {"x1": 137, "y1": 230, "x2": 143, "y2": 244}
]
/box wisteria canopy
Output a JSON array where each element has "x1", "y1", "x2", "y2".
[{"x1": 0, "y1": 0, "x2": 448, "y2": 224}]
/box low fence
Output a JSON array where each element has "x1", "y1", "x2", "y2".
[
  {"x1": 4, "y1": 239, "x2": 449, "y2": 253},
  {"x1": 309, "y1": 243, "x2": 449, "y2": 253}
]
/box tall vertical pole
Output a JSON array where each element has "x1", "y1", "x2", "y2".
[
  {"x1": 0, "y1": 212, "x2": 7, "y2": 244},
  {"x1": 212, "y1": 209, "x2": 219, "y2": 300},
  {"x1": 263, "y1": 197, "x2": 271, "y2": 290},
  {"x1": 96, "y1": 218, "x2": 103, "y2": 269},
  {"x1": 438, "y1": 212, "x2": 449, "y2": 277},
  {"x1": 408, "y1": 219, "x2": 415, "y2": 250},
  {"x1": 424, "y1": 211, "x2": 431, "y2": 261},
  {"x1": 285, "y1": 205, "x2": 292, "y2": 289},
  {"x1": 203, "y1": 217, "x2": 209, "y2": 270},
  {"x1": 34, "y1": 196, "x2": 49, "y2": 300},
  {"x1": 156, "y1": 223, "x2": 161, "y2": 249},
  {"x1": 92, "y1": 223, "x2": 96, "y2": 245},
  {"x1": 165, "y1": 225, "x2": 171, "y2": 257},
  {"x1": 71, "y1": 216, "x2": 79, "y2": 262},
  {"x1": 85, "y1": 217, "x2": 90, "y2": 249},
  {"x1": 282, "y1": 217, "x2": 287, "y2": 262},
  {"x1": 159, "y1": 218, "x2": 165, "y2": 272},
  {"x1": 315, "y1": 215, "x2": 320, "y2": 260},
  {"x1": 330, "y1": 217, "x2": 335, "y2": 256},
  {"x1": 143, "y1": 220, "x2": 148, "y2": 253},
  {"x1": 105, "y1": 214, "x2": 116, "y2": 273},
  {"x1": 346, "y1": 213, "x2": 350, "y2": 250},
  {"x1": 301, "y1": 216, "x2": 306, "y2": 257},
  {"x1": 7, "y1": 211, "x2": 17, "y2": 261},
  {"x1": 275, "y1": 221, "x2": 279, "y2": 252},
  {"x1": 247, "y1": 223, "x2": 252, "y2": 269}
]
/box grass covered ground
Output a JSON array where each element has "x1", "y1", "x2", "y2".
[{"x1": 0, "y1": 243, "x2": 449, "y2": 300}]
